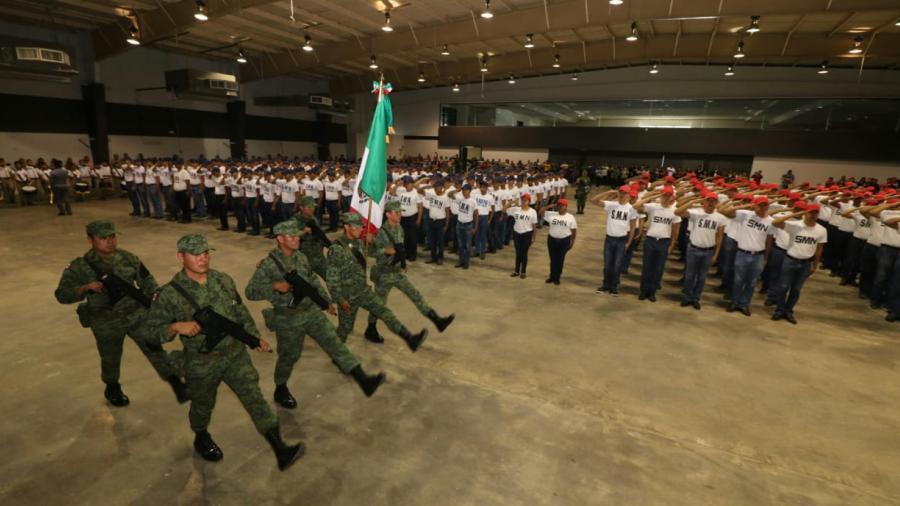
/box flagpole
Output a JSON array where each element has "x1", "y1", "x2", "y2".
[{"x1": 365, "y1": 72, "x2": 386, "y2": 272}]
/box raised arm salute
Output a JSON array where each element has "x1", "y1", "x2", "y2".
[{"x1": 769, "y1": 204, "x2": 828, "y2": 324}]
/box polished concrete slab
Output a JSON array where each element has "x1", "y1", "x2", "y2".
[{"x1": 1, "y1": 198, "x2": 898, "y2": 505}]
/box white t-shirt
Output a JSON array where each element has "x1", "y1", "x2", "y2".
[
  {"x1": 544, "y1": 211, "x2": 577, "y2": 239},
  {"x1": 324, "y1": 178, "x2": 342, "y2": 200},
  {"x1": 243, "y1": 177, "x2": 258, "y2": 197},
  {"x1": 341, "y1": 177, "x2": 355, "y2": 196},
  {"x1": 397, "y1": 188, "x2": 422, "y2": 217},
  {"x1": 644, "y1": 203, "x2": 682, "y2": 239},
  {"x1": 427, "y1": 191, "x2": 451, "y2": 220},
  {"x1": 123, "y1": 167, "x2": 134, "y2": 182},
  {"x1": 733, "y1": 209, "x2": 774, "y2": 252},
  {"x1": 281, "y1": 179, "x2": 299, "y2": 204},
  {"x1": 157, "y1": 167, "x2": 172, "y2": 186},
  {"x1": 783, "y1": 220, "x2": 828, "y2": 259},
  {"x1": 214, "y1": 175, "x2": 226, "y2": 195},
  {"x1": 303, "y1": 178, "x2": 323, "y2": 198},
  {"x1": 188, "y1": 167, "x2": 202, "y2": 186},
  {"x1": 771, "y1": 210, "x2": 794, "y2": 250},
  {"x1": 602, "y1": 201, "x2": 638, "y2": 238},
  {"x1": 134, "y1": 165, "x2": 146, "y2": 183},
  {"x1": 172, "y1": 168, "x2": 190, "y2": 191},
  {"x1": 867, "y1": 216, "x2": 883, "y2": 247},
  {"x1": 687, "y1": 209, "x2": 727, "y2": 248},
  {"x1": 456, "y1": 196, "x2": 477, "y2": 223},
  {"x1": 474, "y1": 190, "x2": 494, "y2": 216},
  {"x1": 262, "y1": 180, "x2": 276, "y2": 202},
  {"x1": 507, "y1": 206, "x2": 538, "y2": 234},
  {"x1": 203, "y1": 169, "x2": 216, "y2": 188},
  {"x1": 851, "y1": 210, "x2": 871, "y2": 240},
  {"x1": 814, "y1": 196, "x2": 834, "y2": 222},
  {"x1": 881, "y1": 210, "x2": 900, "y2": 248}
]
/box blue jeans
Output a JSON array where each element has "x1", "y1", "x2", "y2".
[
  {"x1": 548, "y1": 236, "x2": 571, "y2": 282},
  {"x1": 191, "y1": 186, "x2": 206, "y2": 216},
  {"x1": 764, "y1": 246, "x2": 787, "y2": 302},
  {"x1": 889, "y1": 252, "x2": 900, "y2": 317},
  {"x1": 456, "y1": 221, "x2": 473, "y2": 266},
  {"x1": 602, "y1": 235, "x2": 628, "y2": 290},
  {"x1": 146, "y1": 184, "x2": 163, "y2": 218},
  {"x1": 732, "y1": 251, "x2": 765, "y2": 310},
  {"x1": 621, "y1": 235, "x2": 640, "y2": 274},
  {"x1": 475, "y1": 215, "x2": 490, "y2": 255},
  {"x1": 772, "y1": 256, "x2": 812, "y2": 316},
  {"x1": 720, "y1": 236, "x2": 737, "y2": 290},
  {"x1": 246, "y1": 197, "x2": 260, "y2": 232},
  {"x1": 492, "y1": 213, "x2": 506, "y2": 250},
  {"x1": 160, "y1": 186, "x2": 175, "y2": 217},
  {"x1": 682, "y1": 245, "x2": 715, "y2": 303},
  {"x1": 872, "y1": 246, "x2": 899, "y2": 307},
  {"x1": 325, "y1": 200, "x2": 340, "y2": 230},
  {"x1": 429, "y1": 219, "x2": 446, "y2": 261},
  {"x1": 640, "y1": 237, "x2": 671, "y2": 296},
  {"x1": 126, "y1": 181, "x2": 141, "y2": 214},
  {"x1": 232, "y1": 196, "x2": 246, "y2": 231}
]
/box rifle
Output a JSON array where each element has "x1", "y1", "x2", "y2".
[
  {"x1": 84, "y1": 257, "x2": 152, "y2": 308},
  {"x1": 268, "y1": 252, "x2": 330, "y2": 310},
  {"x1": 382, "y1": 226, "x2": 406, "y2": 269},
  {"x1": 306, "y1": 219, "x2": 332, "y2": 246},
  {"x1": 169, "y1": 281, "x2": 261, "y2": 353}
]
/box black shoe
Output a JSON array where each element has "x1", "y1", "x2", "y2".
[
  {"x1": 264, "y1": 426, "x2": 304, "y2": 471},
  {"x1": 364, "y1": 322, "x2": 384, "y2": 344},
  {"x1": 692, "y1": 301, "x2": 701, "y2": 310},
  {"x1": 167, "y1": 375, "x2": 189, "y2": 404},
  {"x1": 273, "y1": 384, "x2": 297, "y2": 409},
  {"x1": 193, "y1": 430, "x2": 223, "y2": 462},
  {"x1": 648, "y1": 294, "x2": 657, "y2": 303},
  {"x1": 426, "y1": 310, "x2": 455, "y2": 332},
  {"x1": 784, "y1": 314, "x2": 798, "y2": 324},
  {"x1": 871, "y1": 302, "x2": 883, "y2": 310},
  {"x1": 454, "y1": 263, "x2": 464, "y2": 268},
  {"x1": 546, "y1": 278, "x2": 554, "y2": 283},
  {"x1": 764, "y1": 299, "x2": 774, "y2": 307},
  {"x1": 772, "y1": 313, "x2": 783, "y2": 321},
  {"x1": 480, "y1": 253, "x2": 486, "y2": 260},
  {"x1": 217, "y1": 227, "x2": 229, "y2": 231},
  {"x1": 436, "y1": 259, "x2": 443, "y2": 265},
  {"x1": 553, "y1": 280, "x2": 560, "y2": 285},
  {"x1": 741, "y1": 308, "x2": 751, "y2": 317},
  {"x1": 425, "y1": 259, "x2": 436, "y2": 264},
  {"x1": 463, "y1": 264, "x2": 469, "y2": 269},
  {"x1": 596, "y1": 287, "x2": 609, "y2": 294},
  {"x1": 726, "y1": 305, "x2": 736, "y2": 313},
  {"x1": 350, "y1": 365, "x2": 386, "y2": 397},
  {"x1": 638, "y1": 293, "x2": 647, "y2": 301},
  {"x1": 839, "y1": 279, "x2": 850, "y2": 286},
  {"x1": 886, "y1": 313, "x2": 898, "y2": 323},
  {"x1": 609, "y1": 289, "x2": 619, "y2": 297},
  {"x1": 520, "y1": 273, "x2": 526, "y2": 279},
  {"x1": 104, "y1": 383, "x2": 130, "y2": 407},
  {"x1": 400, "y1": 328, "x2": 428, "y2": 352},
  {"x1": 511, "y1": 272, "x2": 520, "y2": 277},
  {"x1": 680, "y1": 300, "x2": 691, "y2": 307},
  {"x1": 247, "y1": 231, "x2": 260, "y2": 236}
]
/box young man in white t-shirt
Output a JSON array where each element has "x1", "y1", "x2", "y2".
[
  {"x1": 448, "y1": 184, "x2": 478, "y2": 269},
  {"x1": 722, "y1": 196, "x2": 775, "y2": 316},
  {"x1": 591, "y1": 185, "x2": 638, "y2": 295},
  {"x1": 634, "y1": 186, "x2": 682, "y2": 302},
  {"x1": 172, "y1": 164, "x2": 192, "y2": 223},
  {"x1": 770, "y1": 204, "x2": 828, "y2": 324},
  {"x1": 676, "y1": 192, "x2": 727, "y2": 309},
  {"x1": 543, "y1": 198, "x2": 577, "y2": 285}
]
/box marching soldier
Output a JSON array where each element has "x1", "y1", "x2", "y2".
[
  {"x1": 365, "y1": 201, "x2": 455, "y2": 344},
  {"x1": 54, "y1": 220, "x2": 186, "y2": 407},
  {"x1": 326, "y1": 213, "x2": 429, "y2": 350},
  {"x1": 144, "y1": 234, "x2": 304, "y2": 470},
  {"x1": 245, "y1": 221, "x2": 386, "y2": 409},
  {"x1": 294, "y1": 196, "x2": 329, "y2": 279}
]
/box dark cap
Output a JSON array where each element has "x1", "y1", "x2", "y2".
[{"x1": 177, "y1": 233, "x2": 214, "y2": 254}]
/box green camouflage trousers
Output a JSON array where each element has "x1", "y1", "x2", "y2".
[
  {"x1": 368, "y1": 270, "x2": 432, "y2": 324},
  {"x1": 185, "y1": 349, "x2": 278, "y2": 434},
  {"x1": 336, "y1": 288, "x2": 407, "y2": 342},
  {"x1": 272, "y1": 308, "x2": 360, "y2": 384},
  {"x1": 91, "y1": 313, "x2": 178, "y2": 384}
]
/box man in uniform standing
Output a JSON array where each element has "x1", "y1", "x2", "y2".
[
  {"x1": 591, "y1": 185, "x2": 638, "y2": 295},
  {"x1": 676, "y1": 192, "x2": 727, "y2": 309},
  {"x1": 365, "y1": 201, "x2": 455, "y2": 343},
  {"x1": 770, "y1": 204, "x2": 828, "y2": 324},
  {"x1": 326, "y1": 213, "x2": 429, "y2": 350},
  {"x1": 543, "y1": 199, "x2": 577, "y2": 285},
  {"x1": 721, "y1": 196, "x2": 775, "y2": 316},
  {"x1": 54, "y1": 220, "x2": 186, "y2": 406},
  {"x1": 145, "y1": 233, "x2": 304, "y2": 470}
]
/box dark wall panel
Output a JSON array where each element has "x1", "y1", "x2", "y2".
[
  {"x1": 106, "y1": 103, "x2": 230, "y2": 138},
  {"x1": 440, "y1": 126, "x2": 900, "y2": 162},
  {"x1": 0, "y1": 93, "x2": 88, "y2": 133}
]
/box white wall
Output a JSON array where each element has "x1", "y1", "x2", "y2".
[
  {"x1": 245, "y1": 140, "x2": 317, "y2": 159},
  {"x1": 108, "y1": 135, "x2": 230, "y2": 159},
  {"x1": 481, "y1": 148, "x2": 549, "y2": 163},
  {"x1": 0, "y1": 132, "x2": 91, "y2": 161},
  {"x1": 753, "y1": 157, "x2": 900, "y2": 185}
]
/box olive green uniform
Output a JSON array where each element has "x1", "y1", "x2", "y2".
[
  {"x1": 295, "y1": 213, "x2": 328, "y2": 279},
  {"x1": 245, "y1": 248, "x2": 360, "y2": 384},
  {"x1": 574, "y1": 176, "x2": 591, "y2": 214},
  {"x1": 367, "y1": 222, "x2": 433, "y2": 326},
  {"x1": 54, "y1": 248, "x2": 178, "y2": 385},
  {"x1": 145, "y1": 269, "x2": 278, "y2": 434}
]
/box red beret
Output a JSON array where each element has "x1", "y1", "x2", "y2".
[
  {"x1": 558, "y1": 198, "x2": 569, "y2": 206},
  {"x1": 753, "y1": 196, "x2": 770, "y2": 205},
  {"x1": 618, "y1": 185, "x2": 631, "y2": 192},
  {"x1": 806, "y1": 203, "x2": 821, "y2": 212}
]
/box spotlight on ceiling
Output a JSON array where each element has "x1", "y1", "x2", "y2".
[
  {"x1": 236, "y1": 48, "x2": 247, "y2": 64},
  {"x1": 571, "y1": 72, "x2": 579, "y2": 81},
  {"x1": 126, "y1": 22, "x2": 140, "y2": 45},
  {"x1": 817, "y1": 60, "x2": 829, "y2": 75},
  {"x1": 609, "y1": 0, "x2": 624, "y2": 5},
  {"x1": 441, "y1": 44, "x2": 450, "y2": 56},
  {"x1": 552, "y1": 53, "x2": 560, "y2": 68},
  {"x1": 508, "y1": 74, "x2": 516, "y2": 84},
  {"x1": 626, "y1": 22, "x2": 638, "y2": 42},
  {"x1": 452, "y1": 82, "x2": 460, "y2": 92},
  {"x1": 649, "y1": 63, "x2": 659, "y2": 74},
  {"x1": 849, "y1": 36, "x2": 863, "y2": 54},
  {"x1": 724, "y1": 64, "x2": 735, "y2": 76},
  {"x1": 369, "y1": 55, "x2": 379, "y2": 69},
  {"x1": 382, "y1": 12, "x2": 393, "y2": 32},
  {"x1": 524, "y1": 34, "x2": 534, "y2": 49},
  {"x1": 734, "y1": 40, "x2": 745, "y2": 59},
  {"x1": 194, "y1": 1, "x2": 208, "y2": 22},
  {"x1": 417, "y1": 72, "x2": 426, "y2": 83},
  {"x1": 481, "y1": 0, "x2": 493, "y2": 19},
  {"x1": 480, "y1": 56, "x2": 488, "y2": 72},
  {"x1": 302, "y1": 35, "x2": 313, "y2": 52},
  {"x1": 746, "y1": 15, "x2": 760, "y2": 34}
]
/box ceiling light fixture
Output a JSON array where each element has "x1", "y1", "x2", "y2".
[
  {"x1": 480, "y1": 56, "x2": 488, "y2": 72},
  {"x1": 733, "y1": 40, "x2": 745, "y2": 59},
  {"x1": 302, "y1": 34, "x2": 313, "y2": 52},
  {"x1": 746, "y1": 15, "x2": 760, "y2": 34},
  {"x1": 508, "y1": 74, "x2": 516, "y2": 84},
  {"x1": 724, "y1": 64, "x2": 735, "y2": 76},
  {"x1": 817, "y1": 60, "x2": 829, "y2": 74},
  {"x1": 626, "y1": 22, "x2": 638, "y2": 42},
  {"x1": 452, "y1": 82, "x2": 460, "y2": 92},
  {"x1": 441, "y1": 44, "x2": 450, "y2": 56},
  {"x1": 849, "y1": 36, "x2": 863, "y2": 54},
  {"x1": 417, "y1": 71, "x2": 426, "y2": 82},
  {"x1": 382, "y1": 12, "x2": 393, "y2": 32},
  {"x1": 524, "y1": 34, "x2": 534, "y2": 49},
  {"x1": 126, "y1": 22, "x2": 140, "y2": 46},
  {"x1": 552, "y1": 53, "x2": 561, "y2": 68},
  {"x1": 649, "y1": 63, "x2": 659, "y2": 74},
  {"x1": 481, "y1": 0, "x2": 493, "y2": 19},
  {"x1": 609, "y1": 0, "x2": 624, "y2": 5},
  {"x1": 194, "y1": 1, "x2": 208, "y2": 22},
  {"x1": 571, "y1": 72, "x2": 579, "y2": 81},
  {"x1": 369, "y1": 55, "x2": 379, "y2": 69},
  {"x1": 236, "y1": 48, "x2": 247, "y2": 64}
]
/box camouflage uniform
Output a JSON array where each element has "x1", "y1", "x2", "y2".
[
  {"x1": 54, "y1": 223, "x2": 178, "y2": 387},
  {"x1": 368, "y1": 219, "x2": 433, "y2": 324},
  {"x1": 294, "y1": 196, "x2": 328, "y2": 279},
  {"x1": 145, "y1": 255, "x2": 277, "y2": 435}
]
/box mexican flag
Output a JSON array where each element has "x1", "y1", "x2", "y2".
[{"x1": 350, "y1": 80, "x2": 394, "y2": 235}]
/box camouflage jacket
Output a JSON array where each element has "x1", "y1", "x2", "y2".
[
  {"x1": 245, "y1": 248, "x2": 332, "y2": 310},
  {"x1": 145, "y1": 269, "x2": 259, "y2": 355},
  {"x1": 370, "y1": 223, "x2": 404, "y2": 273},
  {"x1": 325, "y1": 236, "x2": 368, "y2": 304},
  {"x1": 294, "y1": 214, "x2": 327, "y2": 268},
  {"x1": 54, "y1": 248, "x2": 157, "y2": 317}
]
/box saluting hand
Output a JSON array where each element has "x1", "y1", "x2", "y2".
[
  {"x1": 171, "y1": 321, "x2": 201, "y2": 337},
  {"x1": 272, "y1": 281, "x2": 292, "y2": 293},
  {"x1": 255, "y1": 339, "x2": 273, "y2": 353}
]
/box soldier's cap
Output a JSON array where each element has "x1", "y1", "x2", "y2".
[
  {"x1": 86, "y1": 220, "x2": 117, "y2": 238},
  {"x1": 177, "y1": 233, "x2": 214, "y2": 254},
  {"x1": 299, "y1": 195, "x2": 317, "y2": 208},
  {"x1": 273, "y1": 221, "x2": 302, "y2": 236},
  {"x1": 342, "y1": 212, "x2": 363, "y2": 227},
  {"x1": 384, "y1": 201, "x2": 402, "y2": 212}
]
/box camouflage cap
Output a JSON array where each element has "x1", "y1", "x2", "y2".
[
  {"x1": 176, "y1": 233, "x2": 214, "y2": 254},
  {"x1": 342, "y1": 213, "x2": 363, "y2": 227},
  {"x1": 384, "y1": 201, "x2": 401, "y2": 212},
  {"x1": 273, "y1": 220, "x2": 302, "y2": 236},
  {"x1": 85, "y1": 220, "x2": 117, "y2": 238},
  {"x1": 299, "y1": 195, "x2": 317, "y2": 208}
]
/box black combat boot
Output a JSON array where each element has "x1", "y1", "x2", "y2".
[
  {"x1": 104, "y1": 383, "x2": 130, "y2": 407},
  {"x1": 264, "y1": 426, "x2": 305, "y2": 471},
  {"x1": 426, "y1": 310, "x2": 455, "y2": 332},
  {"x1": 349, "y1": 365, "x2": 386, "y2": 397},
  {"x1": 364, "y1": 322, "x2": 385, "y2": 344},
  {"x1": 273, "y1": 384, "x2": 297, "y2": 409},
  {"x1": 167, "y1": 375, "x2": 189, "y2": 404},
  {"x1": 193, "y1": 430, "x2": 223, "y2": 462},
  {"x1": 399, "y1": 328, "x2": 428, "y2": 352}
]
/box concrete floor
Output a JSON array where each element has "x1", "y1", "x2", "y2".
[{"x1": 1, "y1": 197, "x2": 898, "y2": 506}]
